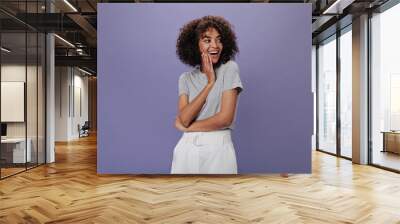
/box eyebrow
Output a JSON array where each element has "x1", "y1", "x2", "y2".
[{"x1": 201, "y1": 35, "x2": 221, "y2": 39}]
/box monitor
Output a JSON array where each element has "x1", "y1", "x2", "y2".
[{"x1": 1, "y1": 123, "x2": 7, "y2": 137}]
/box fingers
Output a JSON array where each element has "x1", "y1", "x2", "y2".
[
  {"x1": 206, "y1": 46, "x2": 212, "y2": 66},
  {"x1": 200, "y1": 50, "x2": 213, "y2": 76},
  {"x1": 206, "y1": 53, "x2": 211, "y2": 69},
  {"x1": 207, "y1": 53, "x2": 214, "y2": 75},
  {"x1": 207, "y1": 53, "x2": 213, "y2": 67},
  {"x1": 202, "y1": 52, "x2": 210, "y2": 72},
  {"x1": 201, "y1": 52, "x2": 207, "y2": 69}
]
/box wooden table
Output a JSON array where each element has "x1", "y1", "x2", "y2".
[{"x1": 1, "y1": 138, "x2": 32, "y2": 164}]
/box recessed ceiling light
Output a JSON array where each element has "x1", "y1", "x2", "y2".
[
  {"x1": 1, "y1": 47, "x2": 11, "y2": 53},
  {"x1": 63, "y1": 0, "x2": 78, "y2": 12},
  {"x1": 54, "y1": 34, "x2": 75, "y2": 48},
  {"x1": 322, "y1": 0, "x2": 354, "y2": 15},
  {"x1": 78, "y1": 67, "x2": 93, "y2": 76}
]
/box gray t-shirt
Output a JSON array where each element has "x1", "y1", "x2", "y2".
[{"x1": 178, "y1": 60, "x2": 243, "y2": 129}]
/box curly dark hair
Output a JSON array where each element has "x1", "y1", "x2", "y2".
[{"x1": 176, "y1": 15, "x2": 239, "y2": 68}]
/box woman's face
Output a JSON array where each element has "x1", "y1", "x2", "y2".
[{"x1": 198, "y1": 27, "x2": 223, "y2": 64}]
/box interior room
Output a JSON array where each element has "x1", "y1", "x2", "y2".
[
  {"x1": 0, "y1": 25, "x2": 46, "y2": 178},
  {"x1": 0, "y1": 0, "x2": 399, "y2": 223}
]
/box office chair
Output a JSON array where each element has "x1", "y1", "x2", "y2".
[{"x1": 79, "y1": 121, "x2": 90, "y2": 138}]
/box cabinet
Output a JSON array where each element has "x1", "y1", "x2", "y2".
[{"x1": 382, "y1": 131, "x2": 400, "y2": 154}]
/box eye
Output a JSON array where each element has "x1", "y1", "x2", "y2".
[{"x1": 204, "y1": 39, "x2": 211, "y2": 43}]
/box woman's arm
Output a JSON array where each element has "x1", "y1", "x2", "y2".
[
  {"x1": 183, "y1": 88, "x2": 239, "y2": 132},
  {"x1": 177, "y1": 83, "x2": 214, "y2": 127},
  {"x1": 178, "y1": 53, "x2": 215, "y2": 127},
  {"x1": 177, "y1": 60, "x2": 243, "y2": 132}
]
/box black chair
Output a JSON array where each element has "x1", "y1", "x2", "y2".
[{"x1": 78, "y1": 121, "x2": 90, "y2": 138}]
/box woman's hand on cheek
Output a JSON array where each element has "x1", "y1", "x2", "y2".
[{"x1": 201, "y1": 51, "x2": 215, "y2": 85}]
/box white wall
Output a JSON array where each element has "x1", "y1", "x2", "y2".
[
  {"x1": 1, "y1": 65, "x2": 39, "y2": 138},
  {"x1": 55, "y1": 67, "x2": 89, "y2": 141},
  {"x1": 55, "y1": 66, "x2": 69, "y2": 141},
  {"x1": 1, "y1": 65, "x2": 26, "y2": 132},
  {"x1": 72, "y1": 73, "x2": 89, "y2": 138}
]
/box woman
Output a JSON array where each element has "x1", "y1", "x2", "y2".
[{"x1": 171, "y1": 15, "x2": 243, "y2": 174}]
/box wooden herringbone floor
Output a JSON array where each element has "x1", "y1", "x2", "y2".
[{"x1": 1, "y1": 134, "x2": 400, "y2": 224}]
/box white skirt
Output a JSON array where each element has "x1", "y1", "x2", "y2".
[{"x1": 171, "y1": 130, "x2": 238, "y2": 174}]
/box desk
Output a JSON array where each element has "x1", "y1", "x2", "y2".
[
  {"x1": 381, "y1": 131, "x2": 400, "y2": 154},
  {"x1": 1, "y1": 138, "x2": 31, "y2": 163}
]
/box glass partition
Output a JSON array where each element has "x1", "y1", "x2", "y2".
[
  {"x1": 1, "y1": 31, "x2": 28, "y2": 177},
  {"x1": 371, "y1": 3, "x2": 400, "y2": 171},
  {"x1": 0, "y1": 1, "x2": 46, "y2": 179},
  {"x1": 38, "y1": 32, "x2": 45, "y2": 165},
  {"x1": 339, "y1": 27, "x2": 352, "y2": 158},
  {"x1": 317, "y1": 35, "x2": 337, "y2": 154},
  {"x1": 27, "y1": 31, "x2": 38, "y2": 169}
]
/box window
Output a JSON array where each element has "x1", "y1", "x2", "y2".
[
  {"x1": 370, "y1": 2, "x2": 400, "y2": 171},
  {"x1": 318, "y1": 35, "x2": 337, "y2": 154},
  {"x1": 339, "y1": 28, "x2": 352, "y2": 158}
]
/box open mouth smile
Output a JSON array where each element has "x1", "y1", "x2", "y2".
[{"x1": 208, "y1": 50, "x2": 219, "y2": 56}]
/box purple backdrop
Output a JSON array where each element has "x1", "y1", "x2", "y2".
[{"x1": 98, "y1": 3, "x2": 312, "y2": 174}]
